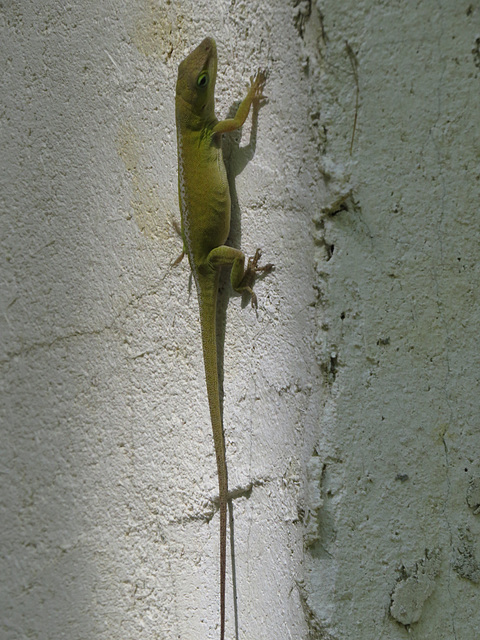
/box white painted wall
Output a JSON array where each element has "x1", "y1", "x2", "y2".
[{"x1": 1, "y1": 1, "x2": 479, "y2": 639}]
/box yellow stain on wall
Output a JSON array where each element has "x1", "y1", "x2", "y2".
[
  {"x1": 117, "y1": 1, "x2": 195, "y2": 243},
  {"x1": 132, "y1": 0, "x2": 190, "y2": 61},
  {"x1": 117, "y1": 121, "x2": 167, "y2": 240}
]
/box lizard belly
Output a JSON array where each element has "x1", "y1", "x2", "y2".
[{"x1": 179, "y1": 147, "x2": 231, "y2": 263}]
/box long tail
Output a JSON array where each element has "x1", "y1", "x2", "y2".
[{"x1": 197, "y1": 273, "x2": 228, "y2": 640}]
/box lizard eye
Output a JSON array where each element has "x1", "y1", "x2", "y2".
[{"x1": 197, "y1": 72, "x2": 209, "y2": 87}]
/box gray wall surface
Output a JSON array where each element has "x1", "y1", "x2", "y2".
[{"x1": 1, "y1": 1, "x2": 479, "y2": 639}]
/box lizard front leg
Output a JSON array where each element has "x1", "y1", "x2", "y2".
[{"x1": 212, "y1": 70, "x2": 268, "y2": 135}]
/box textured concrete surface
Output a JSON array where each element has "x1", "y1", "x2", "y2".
[
  {"x1": 307, "y1": 1, "x2": 480, "y2": 638},
  {"x1": 1, "y1": 1, "x2": 479, "y2": 639}
]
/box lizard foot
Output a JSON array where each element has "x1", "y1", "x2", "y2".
[
  {"x1": 249, "y1": 70, "x2": 269, "y2": 103},
  {"x1": 242, "y1": 249, "x2": 274, "y2": 308}
]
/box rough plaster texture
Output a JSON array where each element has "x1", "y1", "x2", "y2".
[
  {"x1": 305, "y1": 2, "x2": 480, "y2": 638},
  {"x1": 1, "y1": 1, "x2": 479, "y2": 640}
]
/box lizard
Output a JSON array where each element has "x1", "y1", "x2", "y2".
[{"x1": 175, "y1": 37, "x2": 272, "y2": 640}]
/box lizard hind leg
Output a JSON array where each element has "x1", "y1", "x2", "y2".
[
  {"x1": 231, "y1": 248, "x2": 274, "y2": 308},
  {"x1": 206, "y1": 245, "x2": 273, "y2": 308},
  {"x1": 170, "y1": 218, "x2": 186, "y2": 266}
]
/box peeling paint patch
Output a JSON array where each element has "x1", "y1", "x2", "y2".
[
  {"x1": 304, "y1": 455, "x2": 324, "y2": 546},
  {"x1": 472, "y1": 36, "x2": 480, "y2": 70},
  {"x1": 390, "y1": 549, "x2": 440, "y2": 626},
  {"x1": 454, "y1": 529, "x2": 480, "y2": 584},
  {"x1": 467, "y1": 475, "x2": 480, "y2": 515}
]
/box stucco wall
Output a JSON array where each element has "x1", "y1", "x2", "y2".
[
  {"x1": 1, "y1": 1, "x2": 479, "y2": 639},
  {"x1": 306, "y1": 2, "x2": 480, "y2": 638}
]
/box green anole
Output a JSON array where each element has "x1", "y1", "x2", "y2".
[{"x1": 175, "y1": 37, "x2": 272, "y2": 640}]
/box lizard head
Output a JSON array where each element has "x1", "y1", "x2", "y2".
[{"x1": 176, "y1": 37, "x2": 218, "y2": 122}]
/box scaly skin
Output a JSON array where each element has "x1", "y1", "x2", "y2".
[{"x1": 175, "y1": 37, "x2": 272, "y2": 640}]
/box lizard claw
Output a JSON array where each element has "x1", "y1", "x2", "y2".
[
  {"x1": 249, "y1": 69, "x2": 268, "y2": 102},
  {"x1": 171, "y1": 250, "x2": 185, "y2": 267},
  {"x1": 243, "y1": 248, "x2": 274, "y2": 307},
  {"x1": 248, "y1": 248, "x2": 274, "y2": 273}
]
